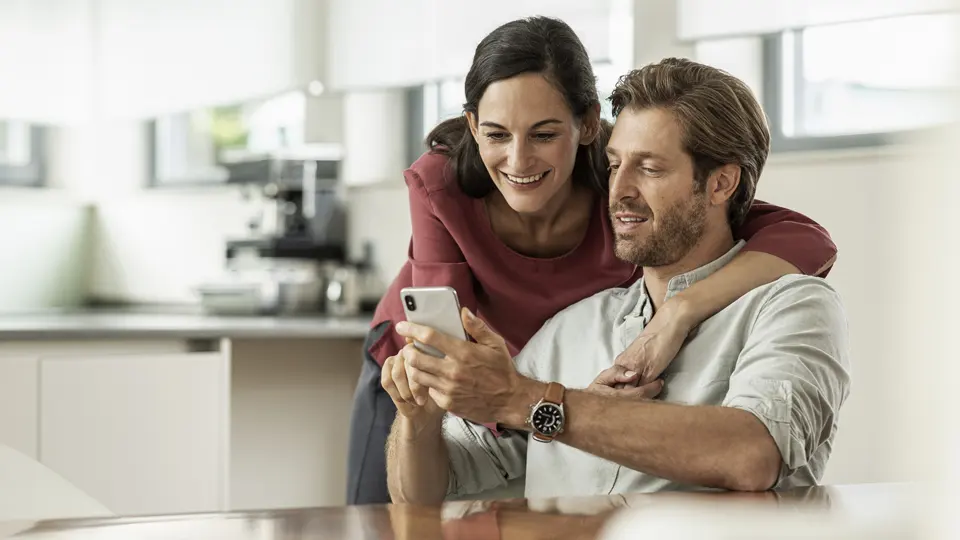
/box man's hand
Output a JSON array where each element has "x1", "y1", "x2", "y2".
[
  {"x1": 614, "y1": 297, "x2": 694, "y2": 387},
  {"x1": 394, "y1": 308, "x2": 540, "y2": 425},
  {"x1": 381, "y1": 352, "x2": 445, "y2": 427},
  {"x1": 589, "y1": 365, "x2": 664, "y2": 399}
]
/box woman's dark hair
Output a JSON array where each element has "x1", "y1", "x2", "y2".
[{"x1": 426, "y1": 16, "x2": 612, "y2": 198}]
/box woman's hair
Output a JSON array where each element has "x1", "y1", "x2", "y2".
[{"x1": 426, "y1": 16, "x2": 611, "y2": 198}]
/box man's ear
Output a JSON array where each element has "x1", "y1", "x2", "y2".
[
  {"x1": 579, "y1": 104, "x2": 602, "y2": 146},
  {"x1": 465, "y1": 111, "x2": 480, "y2": 143},
  {"x1": 708, "y1": 163, "x2": 741, "y2": 206}
]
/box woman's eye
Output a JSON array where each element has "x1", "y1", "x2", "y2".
[
  {"x1": 642, "y1": 168, "x2": 661, "y2": 176},
  {"x1": 484, "y1": 132, "x2": 508, "y2": 141},
  {"x1": 608, "y1": 164, "x2": 620, "y2": 172},
  {"x1": 533, "y1": 132, "x2": 557, "y2": 142}
]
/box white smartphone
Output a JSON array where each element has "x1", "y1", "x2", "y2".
[{"x1": 400, "y1": 286, "x2": 468, "y2": 358}]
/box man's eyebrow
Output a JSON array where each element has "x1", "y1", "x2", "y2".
[{"x1": 605, "y1": 149, "x2": 667, "y2": 160}]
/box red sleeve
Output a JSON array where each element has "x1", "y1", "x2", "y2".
[
  {"x1": 737, "y1": 200, "x2": 838, "y2": 277},
  {"x1": 405, "y1": 169, "x2": 478, "y2": 314}
]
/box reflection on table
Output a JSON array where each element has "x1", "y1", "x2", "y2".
[{"x1": 8, "y1": 483, "x2": 919, "y2": 540}]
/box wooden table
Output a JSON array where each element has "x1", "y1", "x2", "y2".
[{"x1": 3, "y1": 483, "x2": 922, "y2": 540}]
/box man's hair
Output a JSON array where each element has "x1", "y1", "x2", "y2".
[{"x1": 608, "y1": 58, "x2": 770, "y2": 228}]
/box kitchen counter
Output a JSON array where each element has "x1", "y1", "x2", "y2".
[{"x1": 0, "y1": 310, "x2": 373, "y2": 340}]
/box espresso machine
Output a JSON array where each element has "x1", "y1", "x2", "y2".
[{"x1": 197, "y1": 144, "x2": 359, "y2": 316}]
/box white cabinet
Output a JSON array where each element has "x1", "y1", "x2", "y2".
[
  {"x1": 0, "y1": 357, "x2": 39, "y2": 459},
  {"x1": 96, "y1": 0, "x2": 328, "y2": 118},
  {"x1": 0, "y1": 0, "x2": 95, "y2": 124},
  {"x1": 327, "y1": 0, "x2": 629, "y2": 88},
  {"x1": 326, "y1": 0, "x2": 435, "y2": 91},
  {"x1": 433, "y1": 0, "x2": 621, "y2": 80},
  {"x1": 39, "y1": 351, "x2": 228, "y2": 516}
]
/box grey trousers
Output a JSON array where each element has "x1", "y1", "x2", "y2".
[{"x1": 345, "y1": 321, "x2": 396, "y2": 504}]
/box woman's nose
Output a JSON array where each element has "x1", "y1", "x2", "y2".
[{"x1": 507, "y1": 139, "x2": 533, "y2": 171}]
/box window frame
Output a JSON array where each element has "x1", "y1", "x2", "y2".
[
  {"x1": 0, "y1": 125, "x2": 46, "y2": 187},
  {"x1": 762, "y1": 17, "x2": 956, "y2": 153}
]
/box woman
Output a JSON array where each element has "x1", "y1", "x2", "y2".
[{"x1": 347, "y1": 16, "x2": 837, "y2": 504}]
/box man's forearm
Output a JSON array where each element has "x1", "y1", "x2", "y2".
[
  {"x1": 386, "y1": 416, "x2": 450, "y2": 504},
  {"x1": 502, "y1": 381, "x2": 782, "y2": 491}
]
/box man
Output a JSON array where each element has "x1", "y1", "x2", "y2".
[{"x1": 383, "y1": 58, "x2": 851, "y2": 503}]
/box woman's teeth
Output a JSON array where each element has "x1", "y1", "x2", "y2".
[{"x1": 504, "y1": 172, "x2": 546, "y2": 184}]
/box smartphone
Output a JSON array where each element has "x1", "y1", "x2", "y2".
[{"x1": 400, "y1": 286, "x2": 468, "y2": 358}]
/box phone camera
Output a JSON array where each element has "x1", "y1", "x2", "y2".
[{"x1": 404, "y1": 295, "x2": 417, "y2": 311}]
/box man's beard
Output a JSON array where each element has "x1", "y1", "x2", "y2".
[{"x1": 611, "y1": 193, "x2": 708, "y2": 267}]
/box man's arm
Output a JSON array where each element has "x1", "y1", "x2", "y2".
[
  {"x1": 386, "y1": 413, "x2": 449, "y2": 505},
  {"x1": 499, "y1": 276, "x2": 849, "y2": 491},
  {"x1": 500, "y1": 384, "x2": 782, "y2": 491}
]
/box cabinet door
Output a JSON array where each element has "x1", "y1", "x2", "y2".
[
  {"x1": 0, "y1": 0, "x2": 95, "y2": 124},
  {"x1": 433, "y1": 0, "x2": 621, "y2": 80},
  {"x1": 39, "y1": 352, "x2": 228, "y2": 516},
  {"x1": 97, "y1": 0, "x2": 326, "y2": 119},
  {"x1": 326, "y1": 0, "x2": 435, "y2": 90},
  {"x1": 0, "y1": 357, "x2": 38, "y2": 459}
]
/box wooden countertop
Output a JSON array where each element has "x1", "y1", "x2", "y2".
[{"x1": 5, "y1": 483, "x2": 922, "y2": 540}]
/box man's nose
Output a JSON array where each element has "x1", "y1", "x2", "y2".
[{"x1": 609, "y1": 167, "x2": 638, "y2": 201}]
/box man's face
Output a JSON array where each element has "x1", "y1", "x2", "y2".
[{"x1": 605, "y1": 107, "x2": 709, "y2": 267}]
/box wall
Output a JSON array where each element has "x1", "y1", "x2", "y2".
[{"x1": 0, "y1": 190, "x2": 92, "y2": 313}]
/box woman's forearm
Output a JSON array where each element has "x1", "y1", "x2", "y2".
[{"x1": 673, "y1": 251, "x2": 800, "y2": 326}]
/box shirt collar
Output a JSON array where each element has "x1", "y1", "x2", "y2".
[{"x1": 630, "y1": 240, "x2": 747, "y2": 317}]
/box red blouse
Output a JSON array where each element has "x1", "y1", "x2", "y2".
[{"x1": 368, "y1": 151, "x2": 837, "y2": 365}]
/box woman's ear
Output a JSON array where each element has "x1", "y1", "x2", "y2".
[
  {"x1": 465, "y1": 111, "x2": 480, "y2": 143},
  {"x1": 708, "y1": 164, "x2": 741, "y2": 206},
  {"x1": 579, "y1": 104, "x2": 602, "y2": 146}
]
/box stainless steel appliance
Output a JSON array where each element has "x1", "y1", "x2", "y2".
[{"x1": 197, "y1": 144, "x2": 354, "y2": 316}]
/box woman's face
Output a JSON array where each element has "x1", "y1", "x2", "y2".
[{"x1": 467, "y1": 73, "x2": 598, "y2": 216}]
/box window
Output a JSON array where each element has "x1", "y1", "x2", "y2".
[
  {"x1": 150, "y1": 91, "x2": 308, "y2": 186},
  {"x1": 765, "y1": 12, "x2": 960, "y2": 151},
  {"x1": 0, "y1": 121, "x2": 44, "y2": 186}
]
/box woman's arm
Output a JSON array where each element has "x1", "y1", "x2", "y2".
[
  {"x1": 617, "y1": 200, "x2": 838, "y2": 383},
  {"x1": 405, "y1": 168, "x2": 478, "y2": 314},
  {"x1": 672, "y1": 200, "x2": 838, "y2": 325}
]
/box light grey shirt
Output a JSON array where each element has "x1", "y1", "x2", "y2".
[{"x1": 442, "y1": 241, "x2": 852, "y2": 499}]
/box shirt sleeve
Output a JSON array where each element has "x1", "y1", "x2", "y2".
[
  {"x1": 405, "y1": 169, "x2": 478, "y2": 314},
  {"x1": 737, "y1": 200, "x2": 838, "y2": 277},
  {"x1": 443, "y1": 415, "x2": 528, "y2": 498},
  {"x1": 722, "y1": 276, "x2": 851, "y2": 487}
]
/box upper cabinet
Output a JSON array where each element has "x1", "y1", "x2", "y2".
[
  {"x1": 0, "y1": 0, "x2": 96, "y2": 124},
  {"x1": 96, "y1": 0, "x2": 328, "y2": 119},
  {"x1": 326, "y1": 0, "x2": 631, "y2": 90},
  {"x1": 0, "y1": 0, "x2": 328, "y2": 123},
  {"x1": 326, "y1": 0, "x2": 435, "y2": 91},
  {"x1": 433, "y1": 0, "x2": 621, "y2": 80},
  {"x1": 0, "y1": 0, "x2": 632, "y2": 122}
]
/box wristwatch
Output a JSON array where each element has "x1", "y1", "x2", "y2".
[{"x1": 528, "y1": 382, "x2": 566, "y2": 442}]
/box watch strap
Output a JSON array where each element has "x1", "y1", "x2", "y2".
[{"x1": 544, "y1": 381, "x2": 565, "y2": 405}]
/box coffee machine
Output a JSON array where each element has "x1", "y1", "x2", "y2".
[
  {"x1": 224, "y1": 144, "x2": 347, "y2": 262},
  {"x1": 197, "y1": 144, "x2": 354, "y2": 316}
]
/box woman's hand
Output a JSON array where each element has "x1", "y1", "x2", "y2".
[{"x1": 614, "y1": 296, "x2": 695, "y2": 386}]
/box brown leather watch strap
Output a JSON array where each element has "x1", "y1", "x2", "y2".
[{"x1": 544, "y1": 381, "x2": 565, "y2": 405}]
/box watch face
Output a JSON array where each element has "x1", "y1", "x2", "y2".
[{"x1": 532, "y1": 403, "x2": 563, "y2": 436}]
